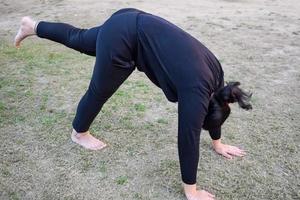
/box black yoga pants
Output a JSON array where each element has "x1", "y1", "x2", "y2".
[{"x1": 36, "y1": 11, "x2": 137, "y2": 133}]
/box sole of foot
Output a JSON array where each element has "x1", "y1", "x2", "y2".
[{"x1": 14, "y1": 16, "x2": 36, "y2": 48}]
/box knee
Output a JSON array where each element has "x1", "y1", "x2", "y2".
[{"x1": 87, "y1": 82, "x2": 113, "y2": 102}]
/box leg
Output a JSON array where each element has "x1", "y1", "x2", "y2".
[
  {"x1": 71, "y1": 33, "x2": 135, "y2": 150},
  {"x1": 72, "y1": 57, "x2": 134, "y2": 132},
  {"x1": 14, "y1": 17, "x2": 99, "y2": 56},
  {"x1": 36, "y1": 22, "x2": 99, "y2": 56},
  {"x1": 72, "y1": 11, "x2": 137, "y2": 137}
]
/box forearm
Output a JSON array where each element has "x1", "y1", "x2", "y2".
[
  {"x1": 177, "y1": 89, "x2": 211, "y2": 198},
  {"x1": 178, "y1": 127, "x2": 200, "y2": 184}
]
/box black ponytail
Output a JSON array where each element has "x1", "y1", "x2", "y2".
[
  {"x1": 202, "y1": 81, "x2": 252, "y2": 130},
  {"x1": 215, "y1": 81, "x2": 252, "y2": 110}
]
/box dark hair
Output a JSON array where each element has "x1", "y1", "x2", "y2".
[{"x1": 202, "y1": 82, "x2": 252, "y2": 130}]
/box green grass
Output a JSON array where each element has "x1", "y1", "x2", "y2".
[
  {"x1": 134, "y1": 103, "x2": 146, "y2": 112},
  {"x1": 157, "y1": 118, "x2": 168, "y2": 124},
  {"x1": 8, "y1": 192, "x2": 19, "y2": 200},
  {"x1": 99, "y1": 161, "x2": 107, "y2": 174},
  {"x1": 116, "y1": 175, "x2": 128, "y2": 185},
  {"x1": 1, "y1": 5, "x2": 300, "y2": 199}
]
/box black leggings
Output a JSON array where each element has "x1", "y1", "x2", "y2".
[{"x1": 37, "y1": 9, "x2": 139, "y2": 132}]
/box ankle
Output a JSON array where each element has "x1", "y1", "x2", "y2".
[
  {"x1": 33, "y1": 21, "x2": 39, "y2": 34},
  {"x1": 22, "y1": 16, "x2": 37, "y2": 34},
  {"x1": 183, "y1": 183, "x2": 197, "y2": 195},
  {"x1": 72, "y1": 129, "x2": 89, "y2": 138}
]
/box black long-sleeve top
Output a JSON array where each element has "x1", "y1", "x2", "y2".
[
  {"x1": 133, "y1": 11, "x2": 224, "y2": 184},
  {"x1": 106, "y1": 9, "x2": 224, "y2": 184}
]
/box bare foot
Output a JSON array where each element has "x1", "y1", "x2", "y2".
[
  {"x1": 71, "y1": 129, "x2": 107, "y2": 150},
  {"x1": 14, "y1": 16, "x2": 37, "y2": 47}
]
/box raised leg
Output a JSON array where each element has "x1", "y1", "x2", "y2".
[
  {"x1": 36, "y1": 21, "x2": 100, "y2": 56},
  {"x1": 14, "y1": 17, "x2": 99, "y2": 56}
]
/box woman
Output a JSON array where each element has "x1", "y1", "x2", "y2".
[{"x1": 15, "y1": 8, "x2": 252, "y2": 200}]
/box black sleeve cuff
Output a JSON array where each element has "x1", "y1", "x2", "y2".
[{"x1": 209, "y1": 128, "x2": 221, "y2": 140}]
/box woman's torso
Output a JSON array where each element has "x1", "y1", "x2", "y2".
[{"x1": 106, "y1": 8, "x2": 224, "y2": 102}]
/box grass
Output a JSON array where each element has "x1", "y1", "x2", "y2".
[
  {"x1": 134, "y1": 103, "x2": 146, "y2": 112},
  {"x1": 1, "y1": 40, "x2": 299, "y2": 199},
  {"x1": 1, "y1": 2, "x2": 300, "y2": 198},
  {"x1": 116, "y1": 175, "x2": 128, "y2": 185},
  {"x1": 157, "y1": 118, "x2": 168, "y2": 124},
  {"x1": 0, "y1": 41, "x2": 180, "y2": 199}
]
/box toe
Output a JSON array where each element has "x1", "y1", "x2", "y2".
[
  {"x1": 14, "y1": 29, "x2": 26, "y2": 47},
  {"x1": 93, "y1": 142, "x2": 107, "y2": 150},
  {"x1": 14, "y1": 33, "x2": 21, "y2": 47}
]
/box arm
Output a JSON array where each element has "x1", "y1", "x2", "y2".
[
  {"x1": 209, "y1": 128, "x2": 221, "y2": 140},
  {"x1": 178, "y1": 88, "x2": 215, "y2": 199}
]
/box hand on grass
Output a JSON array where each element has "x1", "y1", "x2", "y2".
[{"x1": 212, "y1": 139, "x2": 246, "y2": 159}]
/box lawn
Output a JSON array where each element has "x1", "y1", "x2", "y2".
[{"x1": 0, "y1": 0, "x2": 299, "y2": 199}]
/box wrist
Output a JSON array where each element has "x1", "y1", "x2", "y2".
[{"x1": 212, "y1": 139, "x2": 222, "y2": 148}]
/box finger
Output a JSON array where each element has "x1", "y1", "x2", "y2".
[
  {"x1": 207, "y1": 192, "x2": 215, "y2": 198},
  {"x1": 227, "y1": 147, "x2": 245, "y2": 154},
  {"x1": 223, "y1": 152, "x2": 233, "y2": 159},
  {"x1": 208, "y1": 196, "x2": 215, "y2": 200},
  {"x1": 229, "y1": 151, "x2": 245, "y2": 157},
  {"x1": 235, "y1": 148, "x2": 247, "y2": 155},
  {"x1": 229, "y1": 145, "x2": 241, "y2": 152},
  {"x1": 239, "y1": 150, "x2": 247, "y2": 156},
  {"x1": 228, "y1": 149, "x2": 245, "y2": 157},
  {"x1": 228, "y1": 145, "x2": 245, "y2": 152},
  {"x1": 236, "y1": 151, "x2": 246, "y2": 157}
]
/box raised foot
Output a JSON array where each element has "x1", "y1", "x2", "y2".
[
  {"x1": 14, "y1": 16, "x2": 37, "y2": 48},
  {"x1": 71, "y1": 130, "x2": 107, "y2": 151}
]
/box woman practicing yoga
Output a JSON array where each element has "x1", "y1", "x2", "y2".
[{"x1": 15, "y1": 8, "x2": 252, "y2": 200}]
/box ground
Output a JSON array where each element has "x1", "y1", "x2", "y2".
[{"x1": 0, "y1": 0, "x2": 299, "y2": 199}]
